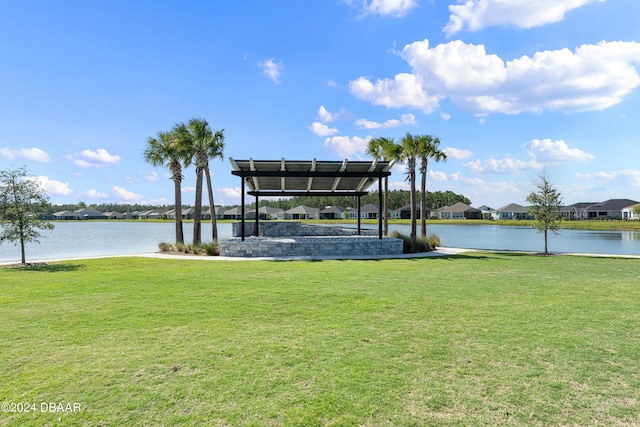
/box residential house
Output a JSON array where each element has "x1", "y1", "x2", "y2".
[
  {"x1": 560, "y1": 202, "x2": 598, "y2": 220},
  {"x1": 477, "y1": 205, "x2": 496, "y2": 220},
  {"x1": 246, "y1": 206, "x2": 282, "y2": 220},
  {"x1": 102, "y1": 211, "x2": 125, "y2": 220},
  {"x1": 496, "y1": 203, "x2": 534, "y2": 220},
  {"x1": 319, "y1": 205, "x2": 347, "y2": 220},
  {"x1": 622, "y1": 203, "x2": 640, "y2": 220},
  {"x1": 563, "y1": 199, "x2": 639, "y2": 220},
  {"x1": 138, "y1": 209, "x2": 166, "y2": 219},
  {"x1": 222, "y1": 207, "x2": 244, "y2": 220},
  {"x1": 214, "y1": 206, "x2": 227, "y2": 220},
  {"x1": 53, "y1": 210, "x2": 81, "y2": 220},
  {"x1": 360, "y1": 203, "x2": 380, "y2": 219},
  {"x1": 391, "y1": 204, "x2": 422, "y2": 220},
  {"x1": 75, "y1": 208, "x2": 106, "y2": 220},
  {"x1": 438, "y1": 202, "x2": 482, "y2": 219},
  {"x1": 278, "y1": 205, "x2": 320, "y2": 220}
]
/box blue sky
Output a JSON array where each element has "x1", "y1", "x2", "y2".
[{"x1": 1, "y1": 0, "x2": 639, "y2": 209}]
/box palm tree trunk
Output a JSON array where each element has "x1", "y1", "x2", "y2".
[
  {"x1": 544, "y1": 229, "x2": 548, "y2": 255},
  {"x1": 409, "y1": 160, "x2": 417, "y2": 241},
  {"x1": 420, "y1": 160, "x2": 428, "y2": 239},
  {"x1": 173, "y1": 176, "x2": 184, "y2": 245},
  {"x1": 204, "y1": 166, "x2": 218, "y2": 241},
  {"x1": 193, "y1": 168, "x2": 203, "y2": 246}
]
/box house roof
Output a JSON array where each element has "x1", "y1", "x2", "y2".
[
  {"x1": 360, "y1": 203, "x2": 380, "y2": 213},
  {"x1": 439, "y1": 202, "x2": 479, "y2": 213},
  {"x1": 320, "y1": 205, "x2": 346, "y2": 214},
  {"x1": 587, "y1": 199, "x2": 639, "y2": 211},
  {"x1": 497, "y1": 203, "x2": 528, "y2": 213},
  {"x1": 229, "y1": 158, "x2": 392, "y2": 197},
  {"x1": 53, "y1": 210, "x2": 79, "y2": 217},
  {"x1": 286, "y1": 205, "x2": 320, "y2": 215}
]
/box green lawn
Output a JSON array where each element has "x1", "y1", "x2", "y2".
[{"x1": 1, "y1": 254, "x2": 639, "y2": 426}]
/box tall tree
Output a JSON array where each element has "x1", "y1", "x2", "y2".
[
  {"x1": 0, "y1": 167, "x2": 54, "y2": 264},
  {"x1": 418, "y1": 135, "x2": 447, "y2": 238},
  {"x1": 183, "y1": 118, "x2": 225, "y2": 246},
  {"x1": 143, "y1": 129, "x2": 188, "y2": 244},
  {"x1": 526, "y1": 169, "x2": 563, "y2": 255},
  {"x1": 399, "y1": 133, "x2": 421, "y2": 241},
  {"x1": 366, "y1": 137, "x2": 400, "y2": 236}
]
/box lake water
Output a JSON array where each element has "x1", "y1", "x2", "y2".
[{"x1": 1, "y1": 221, "x2": 639, "y2": 263}]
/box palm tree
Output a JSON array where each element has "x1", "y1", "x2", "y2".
[
  {"x1": 183, "y1": 118, "x2": 225, "y2": 246},
  {"x1": 367, "y1": 137, "x2": 400, "y2": 236},
  {"x1": 143, "y1": 129, "x2": 188, "y2": 244},
  {"x1": 418, "y1": 135, "x2": 447, "y2": 238},
  {"x1": 399, "y1": 133, "x2": 421, "y2": 241}
]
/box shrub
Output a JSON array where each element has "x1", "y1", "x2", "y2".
[
  {"x1": 201, "y1": 241, "x2": 219, "y2": 256},
  {"x1": 158, "y1": 242, "x2": 173, "y2": 252},
  {"x1": 427, "y1": 232, "x2": 441, "y2": 249},
  {"x1": 175, "y1": 242, "x2": 188, "y2": 253},
  {"x1": 389, "y1": 231, "x2": 432, "y2": 253}
]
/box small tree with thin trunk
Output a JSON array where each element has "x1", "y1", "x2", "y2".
[
  {"x1": 0, "y1": 167, "x2": 54, "y2": 264},
  {"x1": 526, "y1": 169, "x2": 563, "y2": 255}
]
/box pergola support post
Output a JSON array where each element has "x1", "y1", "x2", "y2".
[
  {"x1": 255, "y1": 194, "x2": 259, "y2": 237},
  {"x1": 378, "y1": 176, "x2": 383, "y2": 239},
  {"x1": 357, "y1": 196, "x2": 361, "y2": 235},
  {"x1": 241, "y1": 178, "x2": 245, "y2": 241}
]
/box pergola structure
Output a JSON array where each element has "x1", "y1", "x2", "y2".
[{"x1": 229, "y1": 158, "x2": 393, "y2": 240}]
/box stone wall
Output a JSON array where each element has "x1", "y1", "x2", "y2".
[
  {"x1": 232, "y1": 221, "x2": 378, "y2": 237},
  {"x1": 219, "y1": 236, "x2": 403, "y2": 258}
]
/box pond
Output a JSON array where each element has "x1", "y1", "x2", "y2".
[{"x1": 0, "y1": 221, "x2": 638, "y2": 263}]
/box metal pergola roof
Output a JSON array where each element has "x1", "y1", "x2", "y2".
[
  {"x1": 229, "y1": 158, "x2": 393, "y2": 239},
  {"x1": 229, "y1": 158, "x2": 392, "y2": 197}
]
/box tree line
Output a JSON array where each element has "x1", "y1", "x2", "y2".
[
  {"x1": 248, "y1": 190, "x2": 470, "y2": 212},
  {"x1": 41, "y1": 189, "x2": 471, "y2": 215}
]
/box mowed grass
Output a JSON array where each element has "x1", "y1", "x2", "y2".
[{"x1": 1, "y1": 254, "x2": 639, "y2": 426}]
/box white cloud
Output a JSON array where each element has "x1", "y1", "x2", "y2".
[
  {"x1": 348, "y1": 0, "x2": 418, "y2": 17},
  {"x1": 389, "y1": 179, "x2": 409, "y2": 191},
  {"x1": 355, "y1": 113, "x2": 416, "y2": 129},
  {"x1": 575, "y1": 171, "x2": 615, "y2": 180},
  {"x1": 525, "y1": 139, "x2": 595, "y2": 162},
  {"x1": 324, "y1": 135, "x2": 371, "y2": 159},
  {"x1": 465, "y1": 157, "x2": 542, "y2": 174},
  {"x1": 1, "y1": 147, "x2": 51, "y2": 162},
  {"x1": 317, "y1": 105, "x2": 352, "y2": 123},
  {"x1": 221, "y1": 187, "x2": 242, "y2": 199},
  {"x1": 258, "y1": 58, "x2": 284, "y2": 84},
  {"x1": 145, "y1": 171, "x2": 160, "y2": 181},
  {"x1": 352, "y1": 39, "x2": 640, "y2": 115},
  {"x1": 445, "y1": 0, "x2": 604, "y2": 36},
  {"x1": 327, "y1": 79, "x2": 337, "y2": 87},
  {"x1": 309, "y1": 121, "x2": 339, "y2": 136},
  {"x1": 429, "y1": 170, "x2": 448, "y2": 181},
  {"x1": 349, "y1": 74, "x2": 442, "y2": 113},
  {"x1": 34, "y1": 176, "x2": 73, "y2": 196},
  {"x1": 443, "y1": 147, "x2": 474, "y2": 160},
  {"x1": 440, "y1": 112, "x2": 451, "y2": 121},
  {"x1": 182, "y1": 186, "x2": 196, "y2": 193},
  {"x1": 84, "y1": 189, "x2": 109, "y2": 199},
  {"x1": 68, "y1": 148, "x2": 120, "y2": 168},
  {"x1": 112, "y1": 185, "x2": 143, "y2": 202}
]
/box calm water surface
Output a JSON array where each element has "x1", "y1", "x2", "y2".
[{"x1": 1, "y1": 221, "x2": 639, "y2": 262}]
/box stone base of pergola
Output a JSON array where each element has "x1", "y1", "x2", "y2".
[
  {"x1": 219, "y1": 222, "x2": 403, "y2": 258},
  {"x1": 219, "y1": 235, "x2": 403, "y2": 258}
]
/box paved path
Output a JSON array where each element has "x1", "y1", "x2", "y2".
[{"x1": 3, "y1": 246, "x2": 639, "y2": 266}]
